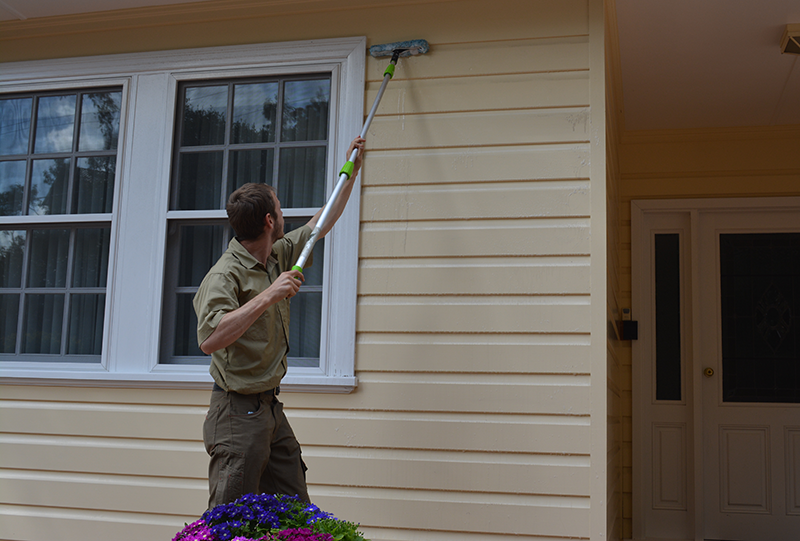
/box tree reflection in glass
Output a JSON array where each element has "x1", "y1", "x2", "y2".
[
  {"x1": 79, "y1": 92, "x2": 121, "y2": 152},
  {"x1": 281, "y1": 79, "x2": 330, "y2": 142},
  {"x1": 34, "y1": 95, "x2": 76, "y2": 154},
  {"x1": 0, "y1": 98, "x2": 32, "y2": 155},
  {"x1": 232, "y1": 82, "x2": 278, "y2": 144}
]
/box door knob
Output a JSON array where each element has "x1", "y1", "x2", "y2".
[{"x1": 703, "y1": 367, "x2": 714, "y2": 378}]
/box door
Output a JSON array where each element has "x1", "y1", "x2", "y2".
[{"x1": 698, "y1": 210, "x2": 800, "y2": 541}]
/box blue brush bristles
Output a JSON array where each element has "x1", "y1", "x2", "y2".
[{"x1": 369, "y1": 39, "x2": 429, "y2": 58}]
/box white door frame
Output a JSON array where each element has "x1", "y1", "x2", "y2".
[{"x1": 631, "y1": 196, "x2": 800, "y2": 541}]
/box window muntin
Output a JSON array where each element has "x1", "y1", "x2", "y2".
[
  {"x1": 161, "y1": 76, "x2": 331, "y2": 367},
  {"x1": 0, "y1": 89, "x2": 120, "y2": 363}
]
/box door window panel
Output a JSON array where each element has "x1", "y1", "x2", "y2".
[{"x1": 720, "y1": 233, "x2": 800, "y2": 403}]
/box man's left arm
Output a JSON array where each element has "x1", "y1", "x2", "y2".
[{"x1": 305, "y1": 136, "x2": 365, "y2": 238}]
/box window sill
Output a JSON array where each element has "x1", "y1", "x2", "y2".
[{"x1": 0, "y1": 365, "x2": 357, "y2": 393}]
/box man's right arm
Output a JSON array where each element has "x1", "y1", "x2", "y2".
[{"x1": 199, "y1": 270, "x2": 304, "y2": 354}]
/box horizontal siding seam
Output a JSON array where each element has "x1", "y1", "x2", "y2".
[
  {"x1": 367, "y1": 69, "x2": 590, "y2": 84},
  {"x1": 370, "y1": 104, "x2": 592, "y2": 118},
  {"x1": 367, "y1": 141, "x2": 591, "y2": 152}
]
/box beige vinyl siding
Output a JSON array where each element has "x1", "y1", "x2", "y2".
[{"x1": 0, "y1": 1, "x2": 609, "y2": 540}]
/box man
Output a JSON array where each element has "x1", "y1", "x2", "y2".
[{"x1": 194, "y1": 136, "x2": 365, "y2": 508}]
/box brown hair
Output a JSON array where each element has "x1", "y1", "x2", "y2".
[{"x1": 226, "y1": 183, "x2": 277, "y2": 241}]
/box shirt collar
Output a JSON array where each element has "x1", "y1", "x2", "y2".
[{"x1": 229, "y1": 237, "x2": 278, "y2": 273}]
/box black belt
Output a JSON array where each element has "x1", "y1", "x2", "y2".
[{"x1": 213, "y1": 382, "x2": 280, "y2": 396}]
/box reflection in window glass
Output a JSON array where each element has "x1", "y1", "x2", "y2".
[
  {"x1": 34, "y1": 95, "x2": 76, "y2": 154},
  {"x1": 0, "y1": 230, "x2": 26, "y2": 288},
  {"x1": 29, "y1": 159, "x2": 70, "y2": 215},
  {"x1": 232, "y1": 82, "x2": 278, "y2": 144},
  {"x1": 79, "y1": 92, "x2": 122, "y2": 152},
  {"x1": 74, "y1": 157, "x2": 116, "y2": 214},
  {"x1": 0, "y1": 161, "x2": 26, "y2": 216},
  {"x1": 282, "y1": 79, "x2": 330, "y2": 142},
  {"x1": 0, "y1": 98, "x2": 32, "y2": 155},
  {"x1": 182, "y1": 86, "x2": 227, "y2": 147}
]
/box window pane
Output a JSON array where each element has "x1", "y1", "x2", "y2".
[
  {"x1": 182, "y1": 86, "x2": 227, "y2": 147},
  {"x1": 232, "y1": 82, "x2": 278, "y2": 144},
  {"x1": 0, "y1": 98, "x2": 32, "y2": 155},
  {"x1": 0, "y1": 294, "x2": 20, "y2": 353},
  {"x1": 288, "y1": 291, "x2": 321, "y2": 366},
  {"x1": 22, "y1": 293, "x2": 64, "y2": 354},
  {"x1": 286, "y1": 221, "x2": 324, "y2": 286},
  {"x1": 720, "y1": 233, "x2": 800, "y2": 403},
  {"x1": 79, "y1": 92, "x2": 122, "y2": 151},
  {"x1": 174, "y1": 293, "x2": 203, "y2": 356},
  {"x1": 229, "y1": 149, "x2": 274, "y2": 194},
  {"x1": 282, "y1": 79, "x2": 330, "y2": 142},
  {"x1": 278, "y1": 147, "x2": 326, "y2": 208},
  {"x1": 177, "y1": 151, "x2": 224, "y2": 210},
  {"x1": 177, "y1": 224, "x2": 226, "y2": 287},
  {"x1": 0, "y1": 230, "x2": 26, "y2": 288},
  {"x1": 655, "y1": 234, "x2": 682, "y2": 401},
  {"x1": 30, "y1": 158, "x2": 70, "y2": 215},
  {"x1": 34, "y1": 95, "x2": 76, "y2": 154},
  {"x1": 0, "y1": 160, "x2": 26, "y2": 216},
  {"x1": 74, "y1": 156, "x2": 115, "y2": 213},
  {"x1": 68, "y1": 293, "x2": 105, "y2": 355},
  {"x1": 27, "y1": 229, "x2": 70, "y2": 288},
  {"x1": 72, "y1": 228, "x2": 110, "y2": 288}
]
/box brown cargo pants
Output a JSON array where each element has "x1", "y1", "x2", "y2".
[{"x1": 203, "y1": 387, "x2": 309, "y2": 509}]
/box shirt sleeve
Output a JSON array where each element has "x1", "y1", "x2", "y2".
[
  {"x1": 193, "y1": 271, "x2": 239, "y2": 347},
  {"x1": 274, "y1": 225, "x2": 313, "y2": 271}
]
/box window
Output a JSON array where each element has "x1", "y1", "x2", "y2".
[
  {"x1": 0, "y1": 90, "x2": 121, "y2": 362},
  {"x1": 0, "y1": 38, "x2": 364, "y2": 390},
  {"x1": 162, "y1": 76, "x2": 332, "y2": 367}
]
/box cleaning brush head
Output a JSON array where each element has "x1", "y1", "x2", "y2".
[{"x1": 369, "y1": 39, "x2": 429, "y2": 58}]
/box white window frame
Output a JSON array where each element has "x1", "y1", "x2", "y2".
[{"x1": 0, "y1": 37, "x2": 365, "y2": 392}]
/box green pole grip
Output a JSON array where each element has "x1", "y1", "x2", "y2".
[
  {"x1": 383, "y1": 63, "x2": 396, "y2": 79},
  {"x1": 339, "y1": 160, "x2": 355, "y2": 179},
  {"x1": 292, "y1": 265, "x2": 303, "y2": 273}
]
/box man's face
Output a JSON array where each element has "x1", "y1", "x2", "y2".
[{"x1": 270, "y1": 191, "x2": 285, "y2": 242}]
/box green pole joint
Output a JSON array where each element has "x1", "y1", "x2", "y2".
[
  {"x1": 339, "y1": 161, "x2": 355, "y2": 179},
  {"x1": 383, "y1": 63, "x2": 396, "y2": 79}
]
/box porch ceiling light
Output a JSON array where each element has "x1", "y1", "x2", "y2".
[{"x1": 780, "y1": 24, "x2": 800, "y2": 55}]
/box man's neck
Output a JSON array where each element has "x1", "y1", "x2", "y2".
[{"x1": 239, "y1": 234, "x2": 273, "y2": 267}]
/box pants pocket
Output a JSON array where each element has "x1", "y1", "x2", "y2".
[{"x1": 207, "y1": 445, "x2": 245, "y2": 508}]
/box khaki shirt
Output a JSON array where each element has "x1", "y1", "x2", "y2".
[{"x1": 193, "y1": 226, "x2": 312, "y2": 394}]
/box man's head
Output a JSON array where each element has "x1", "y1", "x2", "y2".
[{"x1": 226, "y1": 183, "x2": 283, "y2": 242}]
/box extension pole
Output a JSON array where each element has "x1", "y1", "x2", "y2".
[{"x1": 292, "y1": 50, "x2": 403, "y2": 273}]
